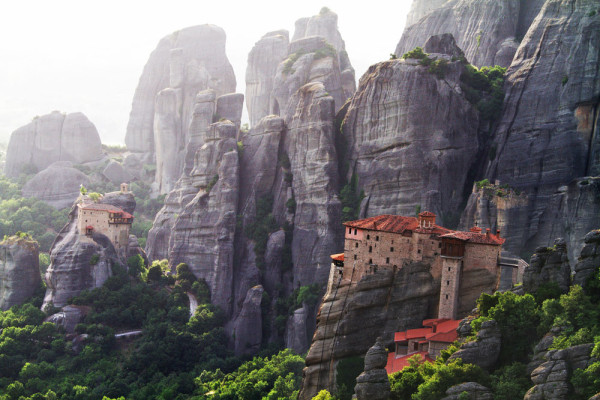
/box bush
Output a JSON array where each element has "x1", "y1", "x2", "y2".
[{"x1": 403, "y1": 47, "x2": 428, "y2": 60}]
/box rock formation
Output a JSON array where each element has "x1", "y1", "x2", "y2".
[
  {"x1": 465, "y1": 2, "x2": 600, "y2": 261},
  {"x1": 0, "y1": 235, "x2": 41, "y2": 310},
  {"x1": 525, "y1": 343, "x2": 595, "y2": 400},
  {"x1": 246, "y1": 8, "x2": 355, "y2": 126},
  {"x1": 229, "y1": 285, "x2": 263, "y2": 356},
  {"x1": 449, "y1": 319, "x2": 502, "y2": 370},
  {"x1": 339, "y1": 40, "x2": 480, "y2": 220},
  {"x1": 124, "y1": 25, "x2": 237, "y2": 193},
  {"x1": 22, "y1": 161, "x2": 91, "y2": 209},
  {"x1": 354, "y1": 338, "x2": 391, "y2": 400},
  {"x1": 42, "y1": 192, "x2": 137, "y2": 309},
  {"x1": 573, "y1": 229, "x2": 600, "y2": 288},
  {"x1": 441, "y1": 382, "x2": 493, "y2": 400},
  {"x1": 4, "y1": 111, "x2": 103, "y2": 177},
  {"x1": 396, "y1": 0, "x2": 539, "y2": 68},
  {"x1": 523, "y1": 239, "x2": 572, "y2": 294}
]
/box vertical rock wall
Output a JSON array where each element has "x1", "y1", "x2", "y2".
[{"x1": 0, "y1": 236, "x2": 41, "y2": 310}]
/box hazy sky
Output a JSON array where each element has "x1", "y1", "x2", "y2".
[{"x1": 0, "y1": 0, "x2": 412, "y2": 144}]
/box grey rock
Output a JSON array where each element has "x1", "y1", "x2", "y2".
[
  {"x1": 0, "y1": 235, "x2": 41, "y2": 310},
  {"x1": 285, "y1": 306, "x2": 310, "y2": 355},
  {"x1": 354, "y1": 338, "x2": 391, "y2": 400},
  {"x1": 423, "y1": 33, "x2": 465, "y2": 58},
  {"x1": 449, "y1": 320, "x2": 501, "y2": 370},
  {"x1": 481, "y1": 3, "x2": 600, "y2": 263},
  {"x1": 396, "y1": 0, "x2": 524, "y2": 68},
  {"x1": 216, "y1": 93, "x2": 244, "y2": 131},
  {"x1": 125, "y1": 24, "x2": 236, "y2": 153},
  {"x1": 230, "y1": 285, "x2": 263, "y2": 356},
  {"x1": 523, "y1": 240, "x2": 571, "y2": 294},
  {"x1": 442, "y1": 382, "x2": 493, "y2": 400},
  {"x1": 245, "y1": 31, "x2": 290, "y2": 126},
  {"x1": 525, "y1": 343, "x2": 594, "y2": 400},
  {"x1": 45, "y1": 305, "x2": 85, "y2": 333},
  {"x1": 5, "y1": 111, "x2": 103, "y2": 177},
  {"x1": 341, "y1": 58, "x2": 479, "y2": 219},
  {"x1": 99, "y1": 191, "x2": 136, "y2": 215},
  {"x1": 574, "y1": 229, "x2": 600, "y2": 287},
  {"x1": 102, "y1": 160, "x2": 133, "y2": 185},
  {"x1": 22, "y1": 161, "x2": 90, "y2": 209}
]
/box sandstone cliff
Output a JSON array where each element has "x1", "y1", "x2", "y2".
[
  {"x1": 246, "y1": 8, "x2": 355, "y2": 126},
  {"x1": 4, "y1": 111, "x2": 103, "y2": 178},
  {"x1": 396, "y1": 0, "x2": 544, "y2": 68},
  {"x1": 22, "y1": 161, "x2": 91, "y2": 209},
  {"x1": 0, "y1": 235, "x2": 41, "y2": 310},
  {"x1": 340, "y1": 38, "x2": 480, "y2": 223},
  {"x1": 462, "y1": 1, "x2": 600, "y2": 262}
]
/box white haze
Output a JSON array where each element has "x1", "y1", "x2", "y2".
[{"x1": 0, "y1": 0, "x2": 411, "y2": 144}]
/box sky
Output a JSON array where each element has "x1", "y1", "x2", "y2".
[{"x1": 0, "y1": 0, "x2": 412, "y2": 144}]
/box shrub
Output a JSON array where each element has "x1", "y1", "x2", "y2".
[{"x1": 403, "y1": 47, "x2": 428, "y2": 60}]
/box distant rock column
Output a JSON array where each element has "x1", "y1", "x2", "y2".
[
  {"x1": 523, "y1": 239, "x2": 571, "y2": 294},
  {"x1": 573, "y1": 229, "x2": 600, "y2": 287},
  {"x1": 0, "y1": 236, "x2": 41, "y2": 310},
  {"x1": 354, "y1": 338, "x2": 391, "y2": 400}
]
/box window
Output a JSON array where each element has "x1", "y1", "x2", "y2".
[
  {"x1": 418, "y1": 249, "x2": 421, "y2": 254},
  {"x1": 386, "y1": 257, "x2": 390, "y2": 264},
  {"x1": 367, "y1": 234, "x2": 370, "y2": 240},
  {"x1": 369, "y1": 246, "x2": 372, "y2": 253},
  {"x1": 448, "y1": 267, "x2": 451, "y2": 271},
  {"x1": 355, "y1": 243, "x2": 358, "y2": 248},
  {"x1": 354, "y1": 255, "x2": 357, "y2": 260},
  {"x1": 447, "y1": 280, "x2": 450, "y2": 285},
  {"x1": 376, "y1": 236, "x2": 379, "y2": 241},
  {"x1": 348, "y1": 228, "x2": 352, "y2": 234},
  {"x1": 439, "y1": 243, "x2": 442, "y2": 248},
  {"x1": 354, "y1": 229, "x2": 357, "y2": 234},
  {"x1": 390, "y1": 247, "x2": 394, "y2": 252},
  {"x1": 445, "y1": 294, "x2": 449, "y2": 300},
  {"x1": 369, "y1": 258, "x2": 372, "y2": 264}
]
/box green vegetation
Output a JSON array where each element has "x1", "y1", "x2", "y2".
[
  {"x1": 460, "y1": 65, "x2": 506, "y2": 122},
  {"x1": 273, "y1": 284, "x2": 321, "y2": 336},
  {"x1": 283, "y1": 49, "x2": 307, "y2": 74},
  {"x1": 402, "y1": 47, "x2": 428, "y2": 61},
  {"x1": 402, "y1": 47, "x2": 452, "y2": 79},
  {"x1": 336, "y1": 356, "x2": 364, "y2": 400},
  {"x1": 390, "y1": 53, "x2": 398, "y2": 60},
  {"x1": 314, "y1": 43, "x2": 337, "y2": 60},
  {"x1": 205, "y1": 174, "x2": 219, "y2": 193},
  {"x1": 562, "y1": 75, "x2": 569, "y2": 86},
  {"x1": 0, "y1": 175, "x2": 69, "y2": 252},
  {"x1": 340, "y1": 173, "x2": 365, "y2": 222},
  {"x1": 245, "y1": 196, "x2": 279, "y2": 271},
  {"x1": 428, "y1": 59, "x2": 448, "y2": 79}
]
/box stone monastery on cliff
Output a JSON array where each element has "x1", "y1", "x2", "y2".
[
  {"x1": 330, "y1": 211, "x2": 523, "y2": 372},
  {"x1": 76, "y1": 184, "x2": 133, "y2": 255}
]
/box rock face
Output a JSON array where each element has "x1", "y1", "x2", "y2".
[
  {"x1": 246, "y1": 8, "x2": 355, "y2": 126},
  {"x1": 4, "y1": 111, "x2": 103, "y2": 177},
  {"x1": 449, "y1": 319, "x2": 502, "y2": 370},
  {"x1": 44, "y1": 305, "x2": 85, "y2": 334},
  {"x1": 441, "y1": 382, "x2": 493, "y2": 400},
  {"x1": 525, "y1": 343, "x2": 594, "y2": 400},
  {"x1": 229, "y1": 285, "x2": 263, "y2": 356},
  {"x1": 124, "y1": 25, "x2": 237, "y2": 193},
  {"x1": 299, "y1": 264, "x2": 438, "y2": 400},
  {"x1": 354, "y1": 338, "x2": 391, "y2": 400},
  {"x1": 396, "y1": 0, "x2": 532, "y2": 68},
  {"x1": 0, "y1": 235, "x2": 41, "y2": 310},
  {"x1": 469, "y1": 2, "x2": 600, "y2": 261},
  {"x1": 340, "y1": 52, "x2": 480, "y2": 220},
  {"x1": 125, "y1": 24, "x2": 236, "y2": 153},
  {"x1": 42, "y1": 194, "x2": 135, "y2": 309},
  {"x1": 573, "y1": 229, "x2": 600, "y2": 288},
  {"x1": 22, "y1": 161, "x2": 91, "y2": 209},
  {"x1": 523, "y1": 239, "x2": 571, "y2": 294},
  {"x1": 102, "y1": 160, "x2": 133, "y2": 184}
]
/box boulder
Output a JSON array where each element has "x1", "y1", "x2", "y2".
[
  {"x1": 102, "y1": 160, "x2": 133, "y2": 184},
  {"x1": 523, "y1": 239, "x2": 571, "y2": 294},
  {"x1": 44, "y1": 305, "x2": 86, "y2": 333},
  {"x1": 5, "y1": 111, "x2": 103, "y2": 177},
  {"x1": 22, "y1": 161, "x2": 90, "y2": 209},
  {"x1": 354, "y1": 338, "x2": 391, "y2": 400},
  {"x1": 441, "y1": 382, "x2": 493, "y2": 400},
  {"x1": 422, "y1": 33, "x2": 465, "y2": 58},
  {"x1": 449, "y1": 320, "x2": 501, "y2": 370},
  {"x1": 0, "y1": 235, "x2": 41, "y2": 310}
]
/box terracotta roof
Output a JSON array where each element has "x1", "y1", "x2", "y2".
[
  {"x1": 419, "y1": 211, "x2": 436, "y2": 217},
  {"x1": 427, "y1": 330, "x2": 458, "y2": 343},
  {"x1": 330, "y1": 253, "x2": 344, "y2": 262},
  {"x1": 385, "y1": 351, "x2": 433, "y2": 374},
  {"x1": 80, "y1": 203, "x2": 124, "y2": 213},
  {"x1": 395, "y1": 327, "x2": 432, "y2": 342},
  {"x1": 440, "y1": 231, "x2": 505, "y2": 245}
]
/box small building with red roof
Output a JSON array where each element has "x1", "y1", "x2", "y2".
[{"x1": 76, "y1": 184, "x2": 134, "y2": 254}]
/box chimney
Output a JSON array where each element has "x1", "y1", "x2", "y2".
[
  {"x1": 486, "y1": 228, "x2": 490, "y2": 238},
  {"x1": 496, "y1": 229, "x2": 501, "y2": 237}
]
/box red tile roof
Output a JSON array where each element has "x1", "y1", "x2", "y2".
[
  {"x1": 80, "y1": 203, "x2": 124, "y2": 213},
  {"x1": 440, "y1": 231, "x2": 505, "y2": 245},
  {"x1": 419, "y1": 211, "x2": 436, "y2": 217},
  {"x1": 427, "y1": 330, "x2": 458, "y2": 343},
  {"x1": 330, "y1": 253, "x2": 344, "y2": 262},
  {"x1": 385, "y1": 351, "x2": 434, "y2": 374},
  {"x1": 395, "y1": 327, "x2": 432, "y2": 342},
  {"x1": 344, "y1": 215, "x2": 451, "y2": 235}
]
